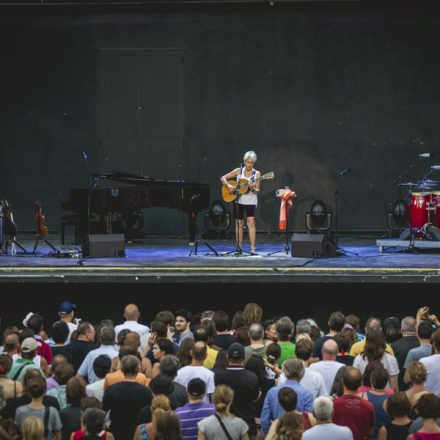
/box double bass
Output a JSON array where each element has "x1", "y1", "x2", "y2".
[{"x1": 35, "y1": 201, "x2": 49, "y2": 238}]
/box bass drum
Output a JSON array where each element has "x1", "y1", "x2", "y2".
[
  {"x1": 431, "y1": 191, "x2": 440, "y2": 228},
  {"x1": 410, "y1": 192, "x2": 430, "y2": 229}
]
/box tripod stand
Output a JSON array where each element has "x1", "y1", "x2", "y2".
[
  {"x1": 188, "y1": 200, "x2": 219, "y2": 257},
  {"x1": 268, "y1": 188, "x2": 294, "y2": 256}
]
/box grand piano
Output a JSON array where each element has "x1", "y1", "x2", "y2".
[{"x1": 62, "y1": 172, "x2": 210, "y2": 243}]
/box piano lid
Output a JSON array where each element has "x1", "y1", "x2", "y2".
[{"x1": 93, "y1": 171, "x2": 210, "y2": 188}]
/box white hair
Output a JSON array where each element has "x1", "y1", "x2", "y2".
[
  {"x1": 313, "y1": 396, "x2": 333, "y2": 420},
  {"x1": 243, "y1": 150, "x2": 257, "y2": 163}
]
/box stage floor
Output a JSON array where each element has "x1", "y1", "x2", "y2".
[{"x1": 1, "y1": 234, "x2": 440, "y2": 284}]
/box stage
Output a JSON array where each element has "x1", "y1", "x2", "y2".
[
  {"x1": 1, "y1": 232, "x2": 440, "y2": 328},
  {"x1": 1, "y1": 234, "x2": 440, "y2": 285}
]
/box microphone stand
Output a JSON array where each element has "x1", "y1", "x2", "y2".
[
  {"x1": 81, "y1": 152, "x2": 92, "y2": 240},
  {"x1": 333, "y1": 169, "x2": 352, "y2": 256}
]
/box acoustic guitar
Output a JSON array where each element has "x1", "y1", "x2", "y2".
[{"x1": 222, "y1": 172, "x2": 274, "y2": 203}]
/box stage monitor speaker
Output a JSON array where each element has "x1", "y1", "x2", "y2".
[
  {"x1": 291, "y1": 233, "x2": 337, "y2": 258},
  {"x1": 82, "y1": 234, "x2": 126, "y2": 258}
]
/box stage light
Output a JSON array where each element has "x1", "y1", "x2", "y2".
[
  {"x1": 305, "y1": 200, "x2": 332, "y2": 233},
  {"x1": 209, "y1": 200, "x2": 226, "y2": 227},
  {"x1": 204, "y1": 200, "x2": 231, "y2": 238},
  {"x1": 391, "y1": 199, "x2": 408, "y2": 228}
]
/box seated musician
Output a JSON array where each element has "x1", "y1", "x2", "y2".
[{"x1": 221, "y1": 151, "x2": 260, "y2": 255}]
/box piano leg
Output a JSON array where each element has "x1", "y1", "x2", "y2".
[{"x1": 188, "y1": 212, "x2": 196, "y2": 244}]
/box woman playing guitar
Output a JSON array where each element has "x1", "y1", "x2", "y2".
[{"x1": 221, "y1": 151, "x2": 260, "y2": 255}]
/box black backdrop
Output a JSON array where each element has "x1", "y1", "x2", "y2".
[{"x1": 1, "y1": 2, "x2": 439, "y2": 234}]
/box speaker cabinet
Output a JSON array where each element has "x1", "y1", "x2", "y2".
[
  {"x1": 291, "y1": 233, "x2": 337, "y2": 258},
  {"x1": 82, "y1": 234, "x2": 126, "y2": 258}
]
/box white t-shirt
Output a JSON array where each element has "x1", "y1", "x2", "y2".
[
  {"x1": 86, "y1": 378, "x2": 105, "y2": 401},
  {"x1": 114, "y1": 321, "x2": 150, "y2": 351},
  {"x1": 279, "y1": 368, "x2": 328, "y2": 399},
  {"x1": 309, "y1": 361, "x2": 345, "y2": 395},
  {"x1": 420, "y1": 354, "x2": 440, "y2": 397},
  {"x1": 237, "y1": 168, "x2": 259, "y2": 206},
  {"x1": 302, "y1": 423, "x2": 353, "y2": 440},
  {"x1": 176, "y1": 365, "x2": 215, "y2": 403},
  {"x1": 353, "y1": 352, "x2": 399, "y2": 388}
]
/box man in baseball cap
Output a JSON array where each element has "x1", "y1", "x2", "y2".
[
  {"x1": 176, "y1": 378, "x2": 215, "y2": 440},
  {"x1": 8, "y1": 337, "x2": 44, "y2": 383},
  {"x1": 214, "y1": 342, "x2": 260, "y2": 437},
  {"x1": 58, "y1": 301, "x2": 78, "y2": 343}
]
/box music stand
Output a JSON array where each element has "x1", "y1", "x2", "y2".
[{"x1": 268, "y1": 188, "x2": 294, "y2": 256}]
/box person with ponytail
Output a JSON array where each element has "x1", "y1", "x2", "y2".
[
  {"x1": 133, "y1": 395, "x2": 171, "y2": 440},
  {"x1": 22, "y1": 416, "x2": 45, "y2": 440},
  {"x1": 197, "y1": 385, "x2": 249, "y2": 440}
]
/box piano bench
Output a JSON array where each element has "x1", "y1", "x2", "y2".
[{"x1": 60, "y1": 215, "x2": 82, "y2": 245}]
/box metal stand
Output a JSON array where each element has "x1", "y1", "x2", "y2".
[
  {"x1": 32, "y1": 237, "x2": 58, "y2": 255},
  {"x1": 268, "y1": 192, "x2": 291, "y2": 256},
  {"x1": 189, "y1": 198, "x2": 218, "y2": 257},
  {"x1": 222, "y1": 198, "x2": 252, "y2": 256}
]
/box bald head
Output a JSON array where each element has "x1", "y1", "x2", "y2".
[
  {"x1": 4, "y1": 333, "x2": 19, "y2": 352},
  {"x1": 322, "y1": 339, "x2": 338, "y2": 359},
  {"x1": 192, "y1": 341, "x2": 207, "y2": 362},
  {"x1": 124, "y1": 304, "x2": 140, "y2": 321},
  {"x1": 342, "y1": 366, "x2": 362, "y2": 391}
]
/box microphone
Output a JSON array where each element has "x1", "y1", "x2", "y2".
[
  {"x1": 81, "y1": 151, "x2": 88, "y2": 160},
  {"x1": 431, "y1": 165, "x2": 440, "y2": 170},
  {"x1": 419, "y1": 153, "x2": 433, "y2": 158},
  {"x1": 339, "y1": 168, "x2": 350, "y2": 176}
]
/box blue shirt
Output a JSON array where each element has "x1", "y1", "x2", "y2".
[
  {"x1": 78, "y1": 344, "x2": 118, "y2": 383},
  {"x1": 404, "y1": 344, "x2": 432, "y2": 368},
  {"x1": 260, "y1": 380, "x2": 313, "y2": 434},
  {"x1": 176, "y1": 401, "x2": 215, "y2": 440}
]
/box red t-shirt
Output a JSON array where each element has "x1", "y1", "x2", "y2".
[
  {"x1": 35, "y1": 337, "x2": 53, "y2": 365},
  {"x1": 333, "y1": 394, "x2": 375, "y2": 440}
]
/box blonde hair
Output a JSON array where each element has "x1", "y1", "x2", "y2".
[
  {"x1": 22, "y1": 416, "x2": 45, "y2": 440},
  {"x1": 274, "y1": 412, "x2": 304, "y2": 440},
  {"x1": 152, "y1": 395, "x2": 171, "y2": 426},
  {"x1": 213, "y1": 385, "x2": 234, "y2": 416},
  {"x1": 407, "y1": 361, "x2": 427, "y2": 384}
]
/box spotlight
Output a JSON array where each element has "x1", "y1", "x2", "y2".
[
  {"x1": 204, "y1": 200, "x2": 231, "y2": 238},
  {"x1": 391, "y1": 200, "x2": 408, "y2": 227},
  {"x1": 305, "y1": 200, "x2": 332, "y2": 233},
  {"x1": 387, "y1": 199, "x2": 408, "y2": 237}
]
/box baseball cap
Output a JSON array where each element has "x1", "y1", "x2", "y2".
[
  {"x1": 228, "y1": 342, "x2": 245, "y2": 360},
  {"x1": 187, "y1": 378, "x2": 206, "y2": 397},
  {"x1": 21, "y1": 337, "x2": 40, "y2": 353},
  {"x1": 59, "y1": 301, "x2": 76, "y2": 315}
]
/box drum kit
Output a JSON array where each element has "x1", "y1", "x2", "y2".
[{"x1": 399, "y1": 175, "x2": 440, "y2": 237}]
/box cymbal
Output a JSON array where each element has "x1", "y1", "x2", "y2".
[{"x1": 399, "y1": 182, "x2": 419, "y2": 186}]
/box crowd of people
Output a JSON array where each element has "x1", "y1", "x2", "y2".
[{"x1": 1, "y1": 301, "x2": 440, "y2": 440}]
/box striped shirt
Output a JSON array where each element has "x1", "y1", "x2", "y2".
[{"x1": 176, "y1": 401, "x2": 215, "y2": 440}]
